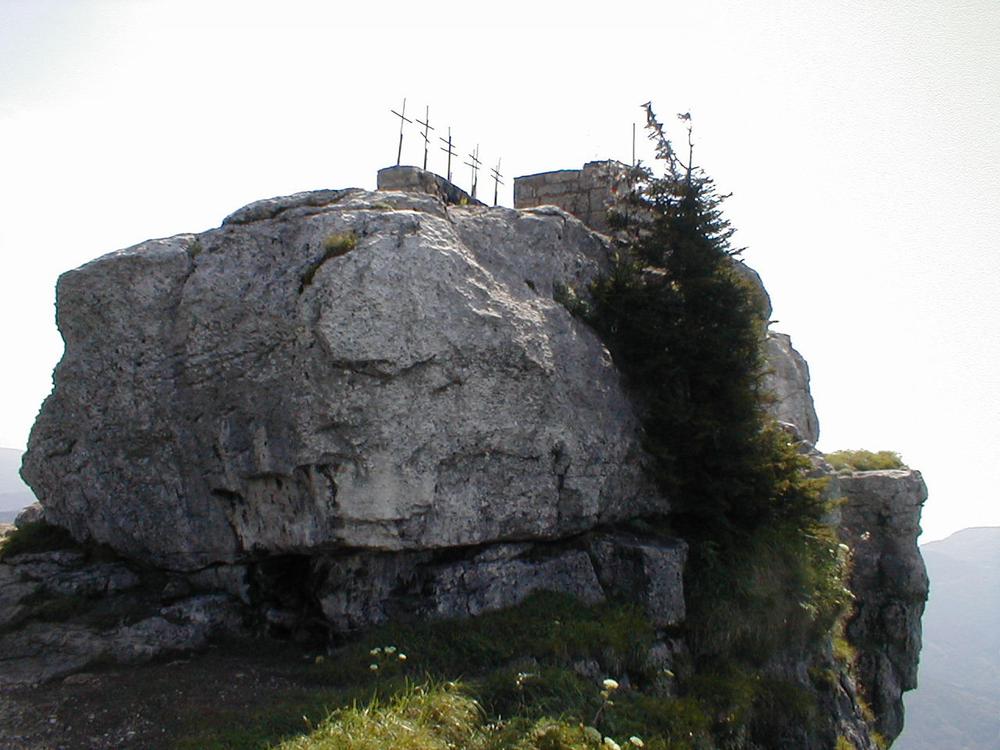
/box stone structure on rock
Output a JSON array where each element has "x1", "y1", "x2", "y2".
[
  {"x1": 514, "y1": 160, "x2": 631, "y2": 235},
  {"x1": 8, "y1": 164, "x2": 927, "y2": 749},
  {"x1": 377, "y1": 165, "x2": 482, "y2": 206}
]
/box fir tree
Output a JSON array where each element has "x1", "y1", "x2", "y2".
[{"x1": 577, "y1": 104, "x2": 846, "y2": 668}]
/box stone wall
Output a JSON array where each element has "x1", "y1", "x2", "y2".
[
  {"x1": 377, "y1": 165, "x2": 482, "y2": 206},
  {"x1": 513, "y1": 160, "x2": 631, "y2": 235}
]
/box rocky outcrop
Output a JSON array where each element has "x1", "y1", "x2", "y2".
[
  {"x1": 23, "y1": 188, "x2": 660, "y2": 571},
  {"x1": 765, "y1": 332, "x2": 820, "y2": 444},
  {"x1": 0, "y1": 547, "x2": 246, "y2": 686},
  {"x1": 12, "y1": 174, "x2": 927, "y2": 750},
  {"x1": 835, "y1": 469, "x2": 929, "y2": 742},
  {"x1": 305, "y1": 532, "x2": 687, "y2": 634}
]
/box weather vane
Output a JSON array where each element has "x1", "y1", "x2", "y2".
[{"x1": 390, "y1": 97, "x2": 412, "y2": 167}]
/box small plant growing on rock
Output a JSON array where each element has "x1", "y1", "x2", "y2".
[
  {"x1": 825, "y1": 450, "x2": 905, "y2": 472},
  {"x1": 322, "y1": 231, "x2": 358, "y2": 257},
  {"x1": 300, "y1": 231, "x2": 359, "y2": 291}
]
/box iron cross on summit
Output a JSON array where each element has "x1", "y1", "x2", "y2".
[
  {"x1": 390, "y1": 98, "x2": 412, "y2": 167},
  {"x1": 415, "y1": 106, "x2": 434, "y2": 171}
]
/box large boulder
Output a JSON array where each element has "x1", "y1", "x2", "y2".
[{"x1": 22, "y1": 189, "x2": 661, "y2": 571}]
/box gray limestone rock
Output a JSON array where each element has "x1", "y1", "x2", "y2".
[
  {"x1": 764, "y1": 332, "x2": 820, "y2": 445},
  {"x1": 0, "y1": 550, "x2": 139, "y2": 631},
  {"x1": 589, "y1": 534, "x2": 687, "y2": 627},
  {"x1": 23, "y1": 189, "x2": 661, "y2": 571},
  {"x1": 0, "y1": 594, "x2": 244, "y2": 687},
  {"x1": 310, "y1": 532, "x2": 686, "y2": 634},
  {"x1": 835, "y1": 469, "x2": 929, "y2": 743},
  {"x1": 428, "y1": 545, "x2": 604, "y2": 619},
  {"x1": 13, "y1": 502, "x2": 44, "y2": 529}
]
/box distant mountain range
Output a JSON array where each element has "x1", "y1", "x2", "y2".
[
  {"x1": 0, "y1": 447, "x2": 36, "y2": 520},
  {"x1": 894, "y1": 526, "x2": 1000, "y2": 750}
]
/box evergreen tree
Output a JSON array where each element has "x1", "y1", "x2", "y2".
[{"x1": 578, "y1": 104, "x2": 845, "y2": 667}]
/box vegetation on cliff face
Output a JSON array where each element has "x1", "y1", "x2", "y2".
[
  {"x1": 824, "y1": 450, "x2": 905, "y2": 472},
  {"x1": 563, "y1": 106, "x2": 852, "y2": 744},
  {"x1": 177, "y1": 592, "x2": 817, "y2": 750}
]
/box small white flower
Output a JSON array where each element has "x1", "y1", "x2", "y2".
[
  {"x1": 385, "y1": 645, "x2": 397, "y2": 654},
  {"x1": 369, "y1": 663, "x2": 378, "y2": 671},
  {"x1": 628, "y1": 737, "x2": 644, "y2": 747},
  {"x1": 369, "y1": 647, "x2": 381, "y2": 656},
  {"x1": 603, "y1": 738, "x2": 621, "y2": 750},
  {"x1": 398, "y1": 653, "x2": 407, "y2": 661},
  {"x1": 602, "y1": 678, "x2": 619, "y2": 691}
]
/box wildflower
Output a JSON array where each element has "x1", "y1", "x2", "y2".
[
  {"x1": 314, "y1": 655, "x2": 325, "y2": 665},
  {"x1": 398, "y1": 653, "x2": 407, "y2": 661},
  {"x1": 515, "y1": 672, "x2": 536, "y2": 688},
  {"x1": 602, "y1": 678, "x2": 619, "y2": 691},
  {"x1": 369, "y1": 663, "x2": 378, "y2": 671},
  {"x1": 603, "y1": 738, "x2": 621, "y2": 750},
  {"x1": 628, "y1": 737, "x2": 644, "y2": 747},
  {"x1": 369, "y1": 647, "x2": 381, "y2": 656},
  {"x1": 385, "y1": 645, "x2": 397, "y2": 654}
]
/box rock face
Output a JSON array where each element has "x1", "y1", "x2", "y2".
[
  {"x1": 764, "y1": 332, "x2": 820, "y2": 444},
  {"x1": 0, "y1": 548, "x2": 246, "y2": 686},
  {"x1": 308, "y1": 532, "x2": 687, "y2": 634},
  {"x1": 836, "y1": 469, "x2": 929, "y2": 742},
  {"x1": 14, "y1": 173, "x2": 927, "y2": 749},
  {"x1": 23, "y1": 188, "x2": 659, "y2": 571}
]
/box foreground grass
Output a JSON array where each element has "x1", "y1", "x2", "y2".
[
  {"x1": 172, "y1": 592, "x2": 712, "y2": 750},
  {"x1": 275, "y1": 682, "x2": 649, "y2": 750},
  {"x1": 174, "y1": 590, "x2": 828, "y2": 750}
]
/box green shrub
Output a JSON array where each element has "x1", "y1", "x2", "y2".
[{"x1": 825, "y1": 450, "x2": 905, "y2": 472}]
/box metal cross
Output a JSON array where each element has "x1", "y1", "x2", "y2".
[
  {"x1": 415, "y1": 105, "x2": 434, "y2": 171},
  {"x1": 390, "y1": 97, "x2": 412, "y2": 166},
  {"x1": 490, "y1": 158, "x2": 504, "y2": 207},
  {"x1": 439, "y1": 127, "x2": 457, "y2": 183},
  {"x1": 464, "y1": 145, "x2": 482, "y2": 200}
]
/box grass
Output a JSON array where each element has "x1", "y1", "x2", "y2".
[
  {"x1": 824, "y1": 450, "x2": 905, "y2": 472},
  {"x1": 300, "y1": 232, "x2": 358, "y2": 290},
  {"x1": 275, "y1": 683, "x2": 483, "y2": 750},
  {"x1": 172, "y1": 590, "x2": 844, "y2": 750}
]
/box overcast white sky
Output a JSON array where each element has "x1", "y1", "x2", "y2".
[{"x1": 1, "y1": 0, "x2": 997, "y2": 541}]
